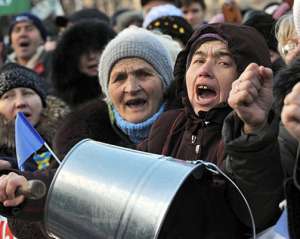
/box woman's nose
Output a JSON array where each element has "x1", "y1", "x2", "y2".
[
  {"x1": 14, "y1": 96, "x2": 27, "y2": 108},
  {"x1": 125, "y1": 77, "x2": 141, "y2": 93},
  {"x1": 197, "y1": 60, "x2": 213, "y2": 78}
]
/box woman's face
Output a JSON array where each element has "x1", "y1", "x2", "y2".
[
  {"x1": 108, "y1": 58, "x2": 164, "y2": 123},
  {"x1": 185, "y1": 40, "x2": 238, "y2": 113},
  {"x1": 0, "y1": 87, "x2": 43, "y2": 126},
  {"x1": 79, "y1": 49, "x2": 101, "y2": 77}
]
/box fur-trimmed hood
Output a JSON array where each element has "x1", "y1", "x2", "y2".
[
  {"x1": 51, "y1": 20, "x2": 116, "y2": 108},
  {"x1": 0, "y1": 96, "x2": 70, "y2": 162}
]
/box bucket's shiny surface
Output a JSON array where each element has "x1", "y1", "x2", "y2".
[{"x1": 45, "y1": 139, "x2": 203, "y2": 239}]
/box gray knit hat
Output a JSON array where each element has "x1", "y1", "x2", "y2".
[
  {"x1": 98, "y1": 26, "x2": 173, "y2": 100},
  {"x1": 0, "y1": 63, "x2": 47, "y2": 106}
]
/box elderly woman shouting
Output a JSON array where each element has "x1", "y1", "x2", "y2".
[{"x1": 52, "y1": 26, "x2": 174, "y2": 158}]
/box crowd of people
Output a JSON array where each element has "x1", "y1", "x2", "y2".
[{"x1": 0, "y1": 0, "x2": 299, "y2": 238}]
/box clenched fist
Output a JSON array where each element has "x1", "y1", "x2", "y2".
[{"x1": 228, "y1": 63, "x2": 273, "y2": 134}]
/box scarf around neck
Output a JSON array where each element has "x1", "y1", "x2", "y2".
[{"x1": 111, "y1": 103, "x2": 165, "y2": 144}]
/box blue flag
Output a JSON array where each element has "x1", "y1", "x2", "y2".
[
  {"x1": 15, "y1": 112, "x2": 45, "y2": 171},
  {"x1": 274, "y1": 208, "x2": 290, "y2": 238}
]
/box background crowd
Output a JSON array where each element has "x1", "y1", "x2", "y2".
[{"x1": 0, "y1": 0, "x2": 299, "y2": 238}]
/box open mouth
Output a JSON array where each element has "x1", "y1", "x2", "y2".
[
  {"x1": 196, "y1": 85, "x2": 217, "y2": 99},
  {"x1": 125, "y1": 98, "x2": 147, "y2": 108},
  {"x1": 19, "y1": 41, "x2": 30, "y2": 48}
]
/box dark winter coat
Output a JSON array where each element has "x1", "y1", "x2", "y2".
[
  {"x1": 273, "y1": 55, "x2": 300, "y2": 239},
  {"x1": 0, "y1": 96, "x2": 69, "y2": 239},
  {"x1": 53, "y1": 99, "x2": 135, "y2": 160},
  {"x1": 139, "y1": 23, "x2": 284, "y2": 238},
  {"x1": 51, "y1": 20, "x2": 116, "y2": 108},
  {"x1": 274, "y1": 57, "x2": 300, "y2": 177}
]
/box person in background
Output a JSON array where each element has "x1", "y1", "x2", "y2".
[
  {"x1": 0, "y1": 63, "x2": 69, "y2": 239},
  {"x1": 143, "y1": 3, "x2": 193, "y2": 47},
  {"x1": 275, "y1": 12, "x2": 300, "y2": 65},
  {"x1": 176, "y1": 0, "x2": 206, "y2": 29},
  {"x1": 51, "y1": 20, "x2": 116, "y2": 108},
  {"x1": 113, "y1": 10, "x2": 144, "y2": 33},
  {"x1": 55, "y1": 8, "x2": 110, "y2": 32},
  {"x1": 243, "y1": 10, "x2": 285, "y2": 75},
  {"x1": 6, "y1": 13, "x2": 52, "y2": 87}
]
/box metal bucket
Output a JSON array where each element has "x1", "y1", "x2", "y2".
[{"x1": 45, "y1": 139, "x2": 204, "y2": 239}]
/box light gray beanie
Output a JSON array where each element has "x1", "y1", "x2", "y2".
[{"x1": 98, "y1": 26, "x2": 173, "y2": 100}]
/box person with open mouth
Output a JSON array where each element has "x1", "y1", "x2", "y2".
[
  {"x1": 139, "y1": 23, "x2": 284, "y2": 238},
  {"x1": 7, "y1": 13, "x2": 52, "y2": 88}
]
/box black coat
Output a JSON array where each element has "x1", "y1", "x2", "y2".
[{"x1": 53, "y1": 99, "x2": 134, "y2": 160}]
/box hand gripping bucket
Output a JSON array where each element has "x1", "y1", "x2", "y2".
[{"x1": 44, "y1": 139, "x2": 206, "y2": 239}]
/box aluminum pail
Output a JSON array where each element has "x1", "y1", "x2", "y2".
[{"x1": 45, "y1": 139, "x2": 204, "y2": 239}]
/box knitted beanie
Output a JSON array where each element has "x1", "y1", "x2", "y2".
[
  {"x1": 0, "y1": 63, "x2": 47, "y2": 106},
  {"x1": 98, "y1": 26, "x2": 173, "y2": 100},
  {"x1": 9, "y1": 12, "x2": 47, "y2": 43}
]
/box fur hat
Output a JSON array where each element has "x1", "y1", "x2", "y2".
[
  {"x1": 9, "y1": 12, "x2": 47, "y2": 43},
  {"x1": 0, "y1": 63, "x2": 47, "y2": 106},
  {"x1": 51, "y1": 20, "x2": 116, "y2": 107},
  {"x1": 98, "y1": 26, "x2": 173, "y2": 101}
]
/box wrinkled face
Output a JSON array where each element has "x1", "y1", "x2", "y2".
[
  {"x1": 11, "y1": 21, "x2": 43, "y2": 64},
  {"x1": 108, "y1": 58, "x2": 164, "y2": 123},
  {"x1": 182, "y1": 3, "x2": 205, "y2": 29},
  {"x1": 186, "y1": 40, "x2": 238, "y2": 113},
  {"x1": 0, "y1": 87, "x2": 43, "y2": 126},
  {"x1": 79, "y1": 49, "x2": 102, "y2": 77}
]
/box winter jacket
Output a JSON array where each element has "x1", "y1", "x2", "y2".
[
  {"x1": 139, "y1": 103, "x2": 283, "y2": 238},
  {"x1": 53, "y1": 99, "x2": 135, "y2": 160},
  {"x1": 6, "y1": 46, "x2": 54, "y2": 94}
]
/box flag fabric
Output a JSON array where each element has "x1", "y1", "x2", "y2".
[
  {"x1": 15, "y1": 112, "x2": 45, "y2": 171},
  {"x1": 273, "y1": 209, "x2": 290, "y2": 239}
]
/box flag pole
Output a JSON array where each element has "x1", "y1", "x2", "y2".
[{"x1": 44, "y1": 142, "x2": 61, "y2": 164}]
